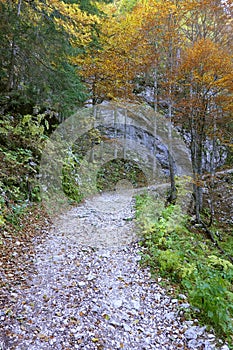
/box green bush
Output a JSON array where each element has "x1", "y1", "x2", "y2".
[
  {"x1": 62, "y1": 161, "x2": 83, "y2": 203},
  {"x1": 187, "y1": 274, "x2": 233, "y2": 336},
  {"x1": 0, "y1": 113, "x2": 47, "y2": 203},
  {"x1": 136, "y1": 194, "x2": 233, "y2": 346}
]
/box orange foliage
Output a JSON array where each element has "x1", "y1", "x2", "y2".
[{"x1": 178, "y1": 38, "x2": 233, "y2": 112}]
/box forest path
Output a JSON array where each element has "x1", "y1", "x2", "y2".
[{"x1": 1, "y1": 191, "x2": 222, "y2": 350}]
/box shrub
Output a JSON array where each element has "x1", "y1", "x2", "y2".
[{"x1": 136, "y1": 194, "x2": 233, "y2": 346}]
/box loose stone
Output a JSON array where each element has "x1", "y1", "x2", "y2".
[{"x1": 0, "y1": 192, "x2": 229, "y2": 350}]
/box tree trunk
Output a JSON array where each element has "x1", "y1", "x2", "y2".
[
  {"x1": 7, "y1": 0, "x2": 22, "y2": 91},
  {"x1": 153, "y1": 68, "x2": 158, "y2": 113},
  {"x1": 167, "y1": 115, "x2": 177, "y2": 205},
  {"x1": 208, "y1": 112, "x2": 217, "y2": 226},
  {"x1": 191, "y1": 125, "x2": 205, "y2": 223},
  {"x1": 167, "y1": 151, "x2": 177, "y2": 204}
]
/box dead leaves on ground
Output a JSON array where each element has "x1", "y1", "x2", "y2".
[{"x1": 0, "y1": 205, "x2": 51, "y2": 311}]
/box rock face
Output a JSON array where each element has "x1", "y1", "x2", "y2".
[
  {"x1": 98, "y1": 124, "x2": 174, "y2": 176},
  {"x1": 181, "y1": 130, "x2": 227, "y2": 172},
  {"x1": 0, "y1": 193, "x2": 229, "y2": 350},
  {"x1": 93, "y1": 102, "x2": 192, "y2": 179},
  {"x1": 40, "y1": 102, "x2": 192, "y2": 217}
]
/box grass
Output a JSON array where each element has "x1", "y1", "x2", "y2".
[{"x1": 135, "y1": 193, "x2": 233, "y2": 348}]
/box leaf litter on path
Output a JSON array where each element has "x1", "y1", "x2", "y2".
[{"x1": 0, "y1": 193, "x2": 228, "y2": 350}]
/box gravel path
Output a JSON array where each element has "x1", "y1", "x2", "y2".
[{"x1": 0, "y1": 192, "x2": 229, "y2": 350}]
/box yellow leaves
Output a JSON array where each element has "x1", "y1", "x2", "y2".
[
  {"x1": 55, "y1": 311, "x2": 62, "y2": 317},
  {"x1": 91, "y1": 337, "x2": 99, "y2": 343},
  {"x1": 76, "y1": 1, "x2": 159, "y2": 99},
  {"x1": 180, "y1": 38, "x2": 233, "y2": 88},
  {"x1": 177, "y1": 36, "x2": 233, "y2": 120},
  {"x1": 73, "y1": 0, "x2": 232, "y2": 106},
  {"x1": 44, "y1": 1, "x2": 98, "y2": 47},
  {"x1": 38, "y1": 333, "x2": 50, "y2": 342},
  {"x1": 3, "y1": 0, "x2": 98, "y2": 46},
  {"x1": 8, "y1": 0, "x2": 99, "y2": 48}
]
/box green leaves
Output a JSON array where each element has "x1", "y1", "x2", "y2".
[
  {"x1": 0, "y1": 0, "x2": 90, "y2": 116},
  {"x1": 0, "y1": 112, "x2": 47, "y2": 206},
  {"x1": 136, "y1": 194, "x2": 233, "y2": 345},
  {"x1": 189, "y1": 275, "x2": 233, "y2": 336}
]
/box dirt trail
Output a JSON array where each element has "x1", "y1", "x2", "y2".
[{"x1": 0, "y1": 191, "x2": 226, "y2": 350}]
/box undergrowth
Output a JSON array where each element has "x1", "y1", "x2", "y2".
[{"x1": 135, "y1": 193, "x2": 233, "y2": 348}]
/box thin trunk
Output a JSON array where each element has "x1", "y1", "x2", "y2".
[
  {"x1": 167, "y1": 13, "x2": 174, "y2": 120},
  {"x1": 92, "y1": 79, "x2": 97, "y2": 106},
  {"x1": 168, "y1": 152, "x2": 177, "y2": 204},
  {"x1": 114, "y1": 107, "x2": 118, "y2": 159},
  {"x1": 89, "y1": 104, "x2": 98, "y2": 162},
  {"x1": 153, "y1": 68, "x2": 158, "y2": 113},
  {"x1": 152, "y1": 108, "x2": 157, "y2": 180},
  {"x1": 123, "y1": 108, "x2": 127, "y2": 159},
  {"x1": 191, "y1": 130, "x2": 201, "y2": 223},
  {"x1": 208, "y1": 112, "x2": 217, "y2": 226},
  {"x1": 7, "y1": 0, "x2": 22, "y2": 91},
  {"x1": 193, "y1": 124, "x2": 204, "y2": 223},
  {"x1": 17, "y1": 0, "x2": 22, "y2": 15},
  {"x1": 197, "y1": 108, "x2": 207, "y2": 213},
  {"x1": 189, "y1": 77, "x2": 205, "y2": 223},
  {"x1": 167, "y1": 113, "x2": 177, "y2": 204},
  {"x1": 7, "y1": 37, "x2": 16, "y2": 91},
  {"x1": 189, "y1": 80, "x2": 201, "y2": 222}
]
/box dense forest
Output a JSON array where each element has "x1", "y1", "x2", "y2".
[{"x1": 0, "y1": 0, "x2": 233, "y2": 345}]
